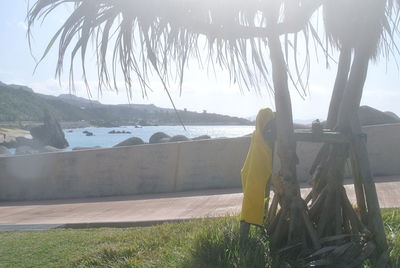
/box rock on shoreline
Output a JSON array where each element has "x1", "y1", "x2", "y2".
[
  {"x1": 0, "y1": 128, "x2": 32, "y2": 147},
  {"x1": 30, "y1": 111, "x2": 69, "y2": 149}
]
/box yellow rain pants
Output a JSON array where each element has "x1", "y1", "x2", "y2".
[{"x1": 240, "y1": 108, "x2": 274, "y2": 226}]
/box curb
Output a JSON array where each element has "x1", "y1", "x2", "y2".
[{"x1": 0, "y1": 218, "x2": 200, "y2": 232}]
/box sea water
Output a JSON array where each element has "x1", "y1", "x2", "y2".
[{"x1": 64, "y1": 125, "x2": 255, "y2": 149}]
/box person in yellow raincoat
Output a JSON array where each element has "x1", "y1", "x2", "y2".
[{"x1": 240, "y1": 108, "x2": 275, "y2": 226}]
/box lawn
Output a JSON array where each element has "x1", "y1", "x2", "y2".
[{"x1": 0, "y1": 209, "x2": 399, "y2": 268}]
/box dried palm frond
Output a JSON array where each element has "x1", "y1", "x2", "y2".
[
  {"x1": 27, "y1": 0, "x2": 325, "y2": 99},
  {"x1": 273, "y1": 232, "x2": 374, "y2": 267},
  {"x1": 305, "y1": 239, "x2": 375, "y2": 267},
  {"x1": 27, "y1": 0, "x2": 400, "y2": 103},
  {"x1": 323, "y1": 0, "x2": 400, "y2": 61}
]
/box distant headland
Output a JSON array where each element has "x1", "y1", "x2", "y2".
[{"x1": 0, "y1": 81, "x2": 253, "y2": 129}]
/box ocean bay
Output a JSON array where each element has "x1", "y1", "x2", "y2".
[{"x1": 64, "y1": 125, "x2": 255, "y2": 149}]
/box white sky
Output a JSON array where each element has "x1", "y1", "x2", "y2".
[{"x1": 0, "y1": 2, "x2": 399, "y2": 120}]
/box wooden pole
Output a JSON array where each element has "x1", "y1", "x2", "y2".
[
  {"x1": 350, "y1": 120, "x2": 389, "y2": 266},
  {"x1": 326, "y1": 46, "x2": 352, "y2": 129},
  {"x1": 349, "y1": 148, "x2": 368, "y2": 224},
  {"x1": 266, "y1": 26, "x2": 322, "y2": 252}
]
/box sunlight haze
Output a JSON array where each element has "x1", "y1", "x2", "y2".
[{"x1": 1, "y1": 1, "x2": 399, "y2": 120}]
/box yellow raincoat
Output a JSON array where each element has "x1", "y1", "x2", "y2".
[{"x1": 240, "y1": 108, "x2": 274, "y2": 226}]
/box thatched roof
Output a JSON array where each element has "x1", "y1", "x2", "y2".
[{"x1": 27, "y1": 0, "x2": 400, "y2": 97}]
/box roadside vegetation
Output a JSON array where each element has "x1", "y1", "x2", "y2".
[{"x1": 0, "y1": 209, "x2": 399, "y2": 268}]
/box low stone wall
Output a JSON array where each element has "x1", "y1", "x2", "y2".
[{"x1": 0, "y1": 124, "x2": 399, "y2": 201}]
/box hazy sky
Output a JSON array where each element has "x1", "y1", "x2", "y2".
[{"x1": 1, "y1": 1, "x2": 399, "y2": 120}]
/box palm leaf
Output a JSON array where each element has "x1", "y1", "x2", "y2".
[{"x1": 28, "y1": 0, "x2": 328, "y2": 99}]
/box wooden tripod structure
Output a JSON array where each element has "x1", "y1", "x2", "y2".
[
  {"x1": 241, "y1": 123, "x2": 389, "y2": 267},
  {"x1": 268, "y1": 128, "x2": 388, "y2": 266},
  {"x1": 278, "y1": 128, "x2": 388, "y2": 267}
]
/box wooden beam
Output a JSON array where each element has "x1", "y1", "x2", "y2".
[
  {"x1": 350, "y1": 118, "x2": 389, "y2": 267},
  {"x1": 350, "y1": 135, "x2": 389, "y2": 266},
  {"x1": 350, "y1": 149, "x2": 368, "y2": 225},
  {"x1": 294, "y1": 129, "x2": 349, "y2": 144},
  {"x1": 239, "y1": 221, "x2": 250, "y2": 241}
]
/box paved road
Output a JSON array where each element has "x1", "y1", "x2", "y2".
[{"x1": 0, "y1": 176, "x2": 399, "y2": 231}]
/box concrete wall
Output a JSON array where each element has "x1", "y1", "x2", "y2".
[
  {"x1": 0, "y1": 137, "x2": 250, "y2": 201},
  {"x1": 0, "y1": 124, "x2": 399, "y2": 201},
  {"x1": 295, "y1": 124, "x2": 400, "y2": 182}
]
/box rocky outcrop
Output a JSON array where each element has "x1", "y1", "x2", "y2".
[
  {"x1": 30, "y1": 111, "x2": 69, "y2": 149},
  {"x1": 109, "y1": 130, "x2": 131, "y2": 134},
  {"x1": 359, "y1": 106, "x2": 400, "y2": 126},
  {"x1": 385, "y1": 111, "x2": 400, "y2": 120},
  {"x1": 149, "y1": 132, "x2": 171, "y2": 144},
  {"x1": 82, "y1": 130, "x2": 94, "y2": 136},
  {"x1": 147, "y1": 133, "x2": 212, "y2": 143},
  {"x1": 113, "y1": 137, "x2": 145, "y2": 147},
  {"x1": 169, "y1": 135, "x2": 190, "y2": 142},
  {"x1": 0, "y1": 128, "x2": 32, "y2": 148}
]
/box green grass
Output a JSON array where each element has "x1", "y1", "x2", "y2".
[
  {"x1": 382, "y1": 209, "x2": 400, "y2": 266},
  {"x1": 0, "y1": 210, "x2": 399, "y2": 268}
]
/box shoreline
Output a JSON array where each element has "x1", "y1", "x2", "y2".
[
  {"x1": 0, "y1": 124, "x2": 256, "y2": 151},
  {"x1": 0, "y1": 120, "x2": 255, "y2": 130}
]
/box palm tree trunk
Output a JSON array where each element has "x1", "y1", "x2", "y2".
[
  {"x1": 308, "y1": 45, "x2": 389, "y2": 266},
  {"x1": 338, "y1": 48, "x2": 388, "y2": 266},
  {"x1": 268, "y1": 33, "x2": 299, "y2": 201},
  {"x1": 308, "y1": 46, "x2": 352, "y2": 196},
  {"x1": 268, "y1": 32, "x2": 320, "y2": 251},
  {"x1": 336, "y1": 49, "x2": 369, "y2": 132},
  {"x1": 326, "y1": 46, "x2": 352, "y2": 129},
  {"x1": 309, "y1": 46, "x2": 366, "y2": 203}
]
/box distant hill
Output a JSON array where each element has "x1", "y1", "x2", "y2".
[
  {"x1": 0, "y1": 82, "x2": 252, "y2": 127},
  {"x1": 384, "y1": 111, "x2": 400, "y2": 120},
  {"x1": 359, "y1": 106, "x2": 400, "y2": 126},
  {"x1": 247, "y1": 106, "x2": 400, "y2": 128},
  {"x1": 0, "y1": 84, "x2": 91, "y2": 122},
  {"x1": 45, "y1": 94, "x2": 102, "y2": 107},
  {"x1": 0, "y1": 81, "x2": 34, "y2": 93}
]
